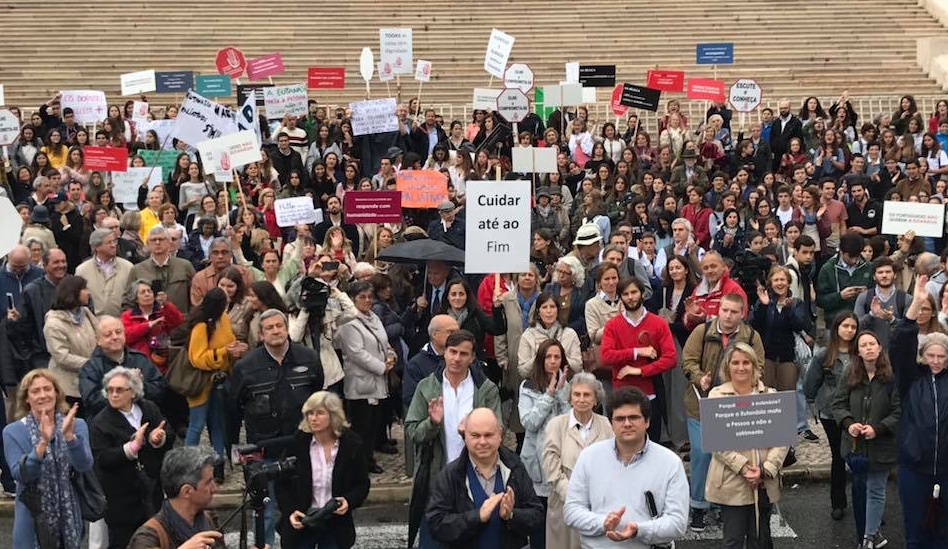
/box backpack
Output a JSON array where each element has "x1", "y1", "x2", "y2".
[{"x1": 858, "y1": 287, "x2": 907, "y2": 319}]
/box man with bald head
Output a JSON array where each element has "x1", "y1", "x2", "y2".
[
  {"x1": 426, "y1": 407, "x2": 543, "y2": 548},
  {"x1": 768, "y1": 98, "x2": 804, "y2": 171},
  {"x1": 79, "y1": 315, "x2": 167, "y2": 418},
  {"x1": 403, "y1": 314, "x2": 461, "y2": 408},
  {"x1": 0, "y1": 245, "x2": 42, "y2": 309}
]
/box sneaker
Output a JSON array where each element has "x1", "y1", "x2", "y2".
[
  {"x1": 689, "y1": 508, "x2": 706, "y2": 532},
  {"x1": 859, "y1": 535, "x2": 874, "y2": 549},
  {"x1": 800, "y1": 429, "x2": 819, "y2": 443},
  {"x1": 869, "y1": 531, "x2": 888, "y2": 548}
]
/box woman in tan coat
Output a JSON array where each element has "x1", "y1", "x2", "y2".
[
  {"x1": 517, "y1": 293, "x2": 583, "y2": 379},
  {"x1": 495, "y1": 265, "x2": 541, "y2": 437},
  {"x1": 541, "y1": 372, "x2": 612, "y2": 549},
  {"x1": 43, "y1": 275, "x2": 99, "y2": 411},
  {"x1": 705, "y1": 342, "x2": 789, "y2": 549}
]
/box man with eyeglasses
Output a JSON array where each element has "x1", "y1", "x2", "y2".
[
  {"x1": 189, "y1": 237, "x2": 253, "y2": 307},
  {"x1": 129, "y1": 226, "x2": 196, "y2": 316},
  {"x1": 564, "y1": 387, "x2": 688, "y2": 547}
]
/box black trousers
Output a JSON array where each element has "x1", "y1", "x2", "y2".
[
  {"x1": 347, "y1": 398, "x2": 380, "y2": 466},
  {"x1": 721, "y1": 488, "x2": 773, "y2": 549},
  {"x1": 820, "y1": 416, "x2": 848, "y2": 510}
]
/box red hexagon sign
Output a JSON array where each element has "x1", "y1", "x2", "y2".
[
  {"x1": 504, "y1": 63, "x2": 534, "y2": 93},
  {"x1": 216, "y1": 47, "x2": 247, "y2": 78},
  {"x1": 496, "y1": 88, "x2": 530, "y2": 123}
]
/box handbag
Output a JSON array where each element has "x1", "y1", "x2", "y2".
[
  {"x1": 164, "y1": 345, "x2": 212, "y2": 398},
  {"x1": 71, "y1": 467, "x2": 107, "y2": 521},
  {"x1": 793, "y1": 332, "x2": 813, "y2": 375}
]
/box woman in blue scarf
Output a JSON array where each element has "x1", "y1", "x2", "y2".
[{"x1": 3, "y1": 369, "x2": 93, "y2": 549}]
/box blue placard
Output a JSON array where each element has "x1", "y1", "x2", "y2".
[
  {"x1": 195, "y1": 74, "x2": 232, "y2": 97},
  {"x1": 696, "y1": 43, "x2": 734, "y2": 64},
  {"x1": 155, "y1": 71, "x2": 194, "y2": 93}
]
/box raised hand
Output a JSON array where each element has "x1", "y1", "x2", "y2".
[
  {"x1": 39, "y1": 409, "x2": 55, "y2": 442},
  {"x1": 132, "y1": 422, "x2": 149, "y2": 447},
  {"x1": 61, "y1": 403, "x2": 79, "y2": 442},
  {"x1": 149, "y1": 420, "x2": 166, "y2": 446},
  {"x1": 428, "y1": 397, "x2": 444, "y2": 424},
  {"x1": 756, "y1": 284, "x2": 770, "y2": 305}
]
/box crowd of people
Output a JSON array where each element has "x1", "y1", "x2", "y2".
[{"x1": 0, "y1": 89, "x2": 947, "y2": 549}]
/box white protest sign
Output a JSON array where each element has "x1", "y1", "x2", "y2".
[
  {"x1": 196, "y1": 130, "x2": 262, "y2": 174},
  {"x1": 472, "y1": 88, "x2": 502, "y2": 111},
  {"x1": 131, "y1": 101, "x2": 149, "y2": 124},
  {"x1": 512, "y1": 147, "x2": 557, "y2": 173},
  {"x1": 171, "y1": 90, "x2": 238, "y2": 146},
  {"x1": 0, "y1": 197, "x2": 20, "y2": 258},
  {"x1": 263, "y1": 83, "x2": 308, "y2": 119},
  {"x1": 120, "y1": 69, "x2": 157, "y2": 96},
  {"x1": 728, "y1": 78, "x2": 762, "y2": 112},
  {"x1": 465, "y1": 180, "x2": 531, "y2": 273},
  {"x1": 543, "y1": 85, "x2": 562, "y2": 107},
  {"x1": 377, "y1": 61, "x2": 393, "y2": 82},
  {"x1": 582, "y1": 87, "x2": 597, "y2": 104},
  {"x1": 560, "y1": 82, "x2": 583, "y2": 105},
  {"x1": 415, "y1": 60, "x2": 432, "y2": 82},
  {"x1": 60, "y1": 90, "x2": 107, "y2": 124},
  {"x1": 379, "y1": 28, "x2": 413, "y2": 75},
  {"x1": 565, "y1": 62, "x2": 579, "y2": 84},
  {"x1": 136, "y1": 119, "x2": 175, "y2": 148},
  {"x1": 275, "y1": 196, "x2": 322, "y2": 227},
  {"x1": 882, "y1": 200, "x2": 946, "y2": 238},
  {"x1": 0, "y1": 84, "x2": 5, "y2": 106},
  {"x1": 360, "y1": 48, "x2": 374, "y2": 83},
  {"x1": 496, "y1": 89, "x2": 529, "y2": 123},
  {"x1": 236, "y1": 94, "x2": 262, "y2": 152},
  {"x1": 503, "y1": 64, "x2": 534, "y2": 93},
  {"x1": 111, "y1": 167, "x2": 164, "y2": 203},
  {"x1": 349, "y1": 98, "x2": 398, "y2": 136},
  {"x1": 0, "y1": 109, "x2": 19, "y2": 146},
  {"x1": 484, "y1": 29, "x2": 515, "y2": 78}
]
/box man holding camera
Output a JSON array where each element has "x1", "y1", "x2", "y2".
[{"x1": 230, "y1": 309, "x2": 324, "y2": 546}]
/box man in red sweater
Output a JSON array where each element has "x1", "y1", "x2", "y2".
[
  {"x1": 600, "y1": 276, "x2": 677, "y2": 441},
  {"x1": 683, "y1": 251, "x2": 748, "y2": 330}
]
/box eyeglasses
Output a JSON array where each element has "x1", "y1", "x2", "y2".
[
  {"x1": 612, "y1": 414, "x2": 645, "y2": 424},
  {"x1": 105, "y1": 387, "x2": 130, "y2": 394}
]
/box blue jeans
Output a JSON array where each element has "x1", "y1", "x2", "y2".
[
  {"x1": 795, "y1": 378, "x2": 808, "y2": 432},
  {"x1": 852, "y1": 468, "x2": 888, "y2": 538},
  {"x1": 898, "y1": 465, "x2": 948, "y2": 548},
  {"x1": 185, "y1": 384, "x2": 226, "y2": 456},
  {"x1": 687, "y1": 418, "x2": 712, "y2": 509}
]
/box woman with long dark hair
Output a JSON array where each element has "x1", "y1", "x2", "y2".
[
  {"x1": 44, "y1": 275, "x2": 98, "y2": 414},
  {"x1": 436, "y1": 279, "x2": 506, "y2": 361}
]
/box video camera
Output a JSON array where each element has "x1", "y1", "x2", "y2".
[{"x1": 732, "y1": 249, "x2": 771, "y2": 288}]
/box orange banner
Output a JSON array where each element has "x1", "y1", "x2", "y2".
[{"x1": 396, "y1": 170, "x2": 447, "y2": 208}]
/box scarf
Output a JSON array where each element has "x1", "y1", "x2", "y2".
[
  {"x1": 534, "y1": 321, "x2": 562, "y2": 341},
  {"x1": 447, "y1": 307, "x2": 469, "y2": 327},
  {"x1": 516, "y1": 290, "x2": 539, "y2": 330},
  {"x1": 23, "y1": 413, "x2": 83, "y2": 549},
  {"x1": 160, "y1": 499, "x2": 214, "y2": 544},
  {"x1": 536, "y1": 204, "x2": 551, "y2": 217},
  {"x1": 466, "y1": 459, "x2": 503, "y2": 549}
]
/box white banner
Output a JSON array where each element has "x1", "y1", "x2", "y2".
[
  {"x1": 236, "y1": 94, "x2": 261, "y2": 151},
  {"x1": 171, "y1": 90, "x2": 238, "y2": 146},
  {"x1": 349, "y1": 98, "x2": 398, "y2": 136},
  {"x1": 379, "y1": 28, "x2": 413, "y2": 75},
  {"x1": 112, "y1": 167, "x2": 164, "y2": 203},
  {"x1": 196, "y1": 130, "x2": 262, "y2": 180},
  {"x1": 136, "y1": 119, "x2": 175, "y2": 149},
  {"x1": 120, "y1": 69, "x2": 157, "y2": 96},
  {"x1": 511, "y1": 147, "x2": 557, "y2": 173},
  {"x1": 263, "y1": 83, "x2": 308, "y2": 119},
  {"x1": 275, "y1": 196, "x2": 322, "y2": 227},
  {"x1": 60, "y1": 90, "x2": 107, "y2": 124},
  {"x1": 465, "y1": 180, "x2": 531, "y2": 273},
  {"x1": 484, "y1": 29, "x2": 515, "y2": 78},
  {"x1": 882, "y1": 200, "x2": 946, "y2": 238},
  {"x1": 472, "y1": 88, "x2": 501, "y2": 111}
]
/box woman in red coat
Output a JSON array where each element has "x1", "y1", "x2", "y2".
[
  {"x1": 121, "y1": 279, "x2": 185, "y2": 372},
  {"x1": 681, "y1": 186, "x2": 713, "y2": 249}
]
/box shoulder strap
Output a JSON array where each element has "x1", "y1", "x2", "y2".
[
  {"x1": 143, "y1": 517, "x2": 170, "y2": 549},
  {"x1": 896, "y1": 291, "x2": 906, "y2": 317}
]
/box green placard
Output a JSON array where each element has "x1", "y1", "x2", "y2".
[
  {"x1": 195, "y1": 74, "x2": 232, "y2": 97},
  {"x1": 534, "y1": 88, "x2": 555, "y2": 120},
  {"x1": 140, "y1": 150, "x2": 179, "y2": 178}
]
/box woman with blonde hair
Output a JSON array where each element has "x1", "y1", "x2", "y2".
[{"x1": 317, "y1": 226, "x2": 357, "y2": 274}]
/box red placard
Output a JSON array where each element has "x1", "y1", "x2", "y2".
[
  {"x1": 686, "y1": 78, "x2": 726, "y2": 102},
  {"x1": 610, "y1": 84, "x2": 628, "y2": 116},
  {"x1": 646, "y1": 70, "x2": 685, "y2": 92},
  {"x1": 216, "y1": 47, "x2": 247, "y2": 78},
  {"x1": 246, "y1": 53, "x2": 285, "y2": 80},
  {"x1": 343, "y1": 191, "x2": 402, "y2": 223},
  {"x1": 83, "y1": 146, "x2": 128, "y2": 172},
  {"x1": 307, "y1": 67, "x2": 345, "y2": 89}
]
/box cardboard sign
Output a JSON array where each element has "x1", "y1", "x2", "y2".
[
  {"x1": 472, "y1": 88, "x2": 502, "y2": 111},
  {"x1": 729, "y1": 78, "x2": 762, "y2": 112},
  {"x1": 396, "y1": 170, "x2": 447, "y2": 208},
  {"x1": 349, "y1": 98, "x2": 398, "y2": 136},
  {"x1": 236, "y1": 84, "x2": 271, "y2": 107},
  {"x1": 542, "y1": 83, "x2": 582, "y2": 108},
  {"x1": 377, "y1": 61, "x2": 394, "y2": 82},
  {"x1": 343, "y1": 191, "x2": 402, "y2": 223},
  {"x1": 275, "y1": 196, "x2": 321, "y2": 227},
  {"x1": 131, "y1": 101, "x2": 149, "y2": 124},
  {"x1": 0, "y1": 109, "x2": 19, "y2": 146},
  {"x1": 246, "y1": 53, "x2": 285, "y2": 80},
  {"x1": 686, "y1": 78, "x2": 726, "y2": 102},
  {"x1": 307, "y1": 67, "x2": 345, "y2": 89},
  {"x1": 619, "y1": 84, "x2": 661, "y2": 111},
  {"x1": 415, "y1": 60, "x2": 432, "y2": 82},
  {"x1": 60, "y1": 90, "x2": 107, "y2": 124},
  {"x1": 196, "y1": 130, "x2": 262, "y2": 175},
  {"x1": 216, "y1": 47, "x2": 247, "y2": 78},
  {"x1": 172, "y1": 90, "x2": 238, "y2": 145},
  {"x1": 484, "y1": 29, "x2": 515, "y2": 78},
  {"x1": 496, "y1": 88, "x2": 529, "y2": 123},
  {"x1": 112, "y1": 167, "x2": 163, "y2": 203},
  {"x1": 504, "y1": 63, "x2": 534, "y2": 93},
  {"x1": 263, "y1": 83, "x2": 308, "y2": 118},
  {"x1": 140, "y1": 149, "x2": 179, "y2": 175},
  {"x1": 0, "y1": 197, "x2": 20, "y2": 258},
  {"x1": 379, "y1": 28, "x2": 413, "y2": 75},
  {"x1": 882, "y1": 200, "x2": 946, "y2": 238},
  {"x1": 195, "y1": 75, "x2": 232, "y2": 97},
  {"x1": 699, "y1": 391, "x2": 797, "y2": 452},
  {"x1": 511, "y1": 147, "x2": 557, "y2": 174},
  {"x1": 564, "y1": 62, "x2": 579, "y2": 84},
  {"x1": 646, "y1": 70, "x2": 685, "y2": 92},
  {"x1": 696, "y1": 43, "x2": 734, "y2": 64},
  {"x1": 120, "y1": 69, "x2": 156, "y2": 96},
  {"x1": 155, "y1": 71, "x2": 194, "y2": 93},
  {"x1": 465, "y1": 180, "x2": 531, "y2": 273},
  {"x1": 579, "y1": 65, "x2": 616, "y2": 88},
  {"x1": 610, "y1": 84, "x2": 628, "y2": 117},
  {"x1": 84, "y1": 146, "x2": 128, "y2": 172}
]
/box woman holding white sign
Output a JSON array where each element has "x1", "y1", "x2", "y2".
[{"x1": 705, "y1": 343, "x2": 788, "y2": 549}]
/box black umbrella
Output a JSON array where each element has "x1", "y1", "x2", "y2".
[
  {"x1": 377, "y1": 238, "x2": 465, "y2": 265},
  {"x1": 844, "y1": 435, "x2": 869, "y2": 475}
]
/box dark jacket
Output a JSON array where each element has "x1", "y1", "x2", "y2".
[
  {"x1": 0, "y1": 264, "x2": 43, "y2": 309},
  {"x1": 543, "y1": 283, "x2": 586, "y2": 335},
  {"x1": 803, "y1": 348, "x2": 848, "y2": 417},
  {"x1": 403, "y1": 344, "x2": 442, "y2": 409},
  {"x1": 890, "y1": 318, "x2": 948, "y2": 475},
  {"x1": 750, "y1": 294, "x2": 809, "y2": 362},
  {"x1": 230, "y1": 342, "x2": 324, "y2": 444},
  {"x1": 271, "y1": 148, "x2": 307, "y2": 187},
  {"x1": 274, "y1": 429, "x2": 371, "y2": 549},
  {"x1": 768, "y1": 115, "x2": 805, "y2": 158},
  {"x1": 312, "y1": 219, "x2": 361, "y2": 257},
  {"x1": 427, "y1": 218, "x2": 465, "y2": 250},
  {"x1": 90, "y1": 399, "x2": 174, "y2": 528},
  {"x1": 438, "y1": 305, "x2": 507, "y2": 362},
  {"x1": 426, "y1": 446, "x2": 544, "y2": 549},
  {"x1": 10, "y1": 276, "x2": 56, "y2": 359},
  {"x1": 118, "y1": 237, "x2": 146, "y2": 265},
  {"x1": 79, "y1": 346, "x2": 169, "y2": 418},
  {"x1": 831, "y1": 370, "x2": 900, "y2": 471},
  {"x1": 410, "y1": 124, "x2": 448, "y2": 163},
  {"x1": 51, "y1": 207, "x2": 84, "y2": 273}
]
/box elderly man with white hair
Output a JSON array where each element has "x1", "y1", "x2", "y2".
[
  {"x1": 130, "y1": 225, "x2": 197, "y2": 315},
  {"x1": 0, "y1": 244, "x2": 43, "y2": 309},
  {"x1": 75, "y1": 227, "x2": 134, "y2": 317},
  {"x1": 653, "y1": 217, "x2": 704, "y2": 276}
]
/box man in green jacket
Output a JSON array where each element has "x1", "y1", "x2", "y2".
[
  {"x1": 405, "y1": 329, "x2": 502, "y2": 549},
  {"x1": 816, "y1": 232, "x2": 872, "y2": 333}
]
